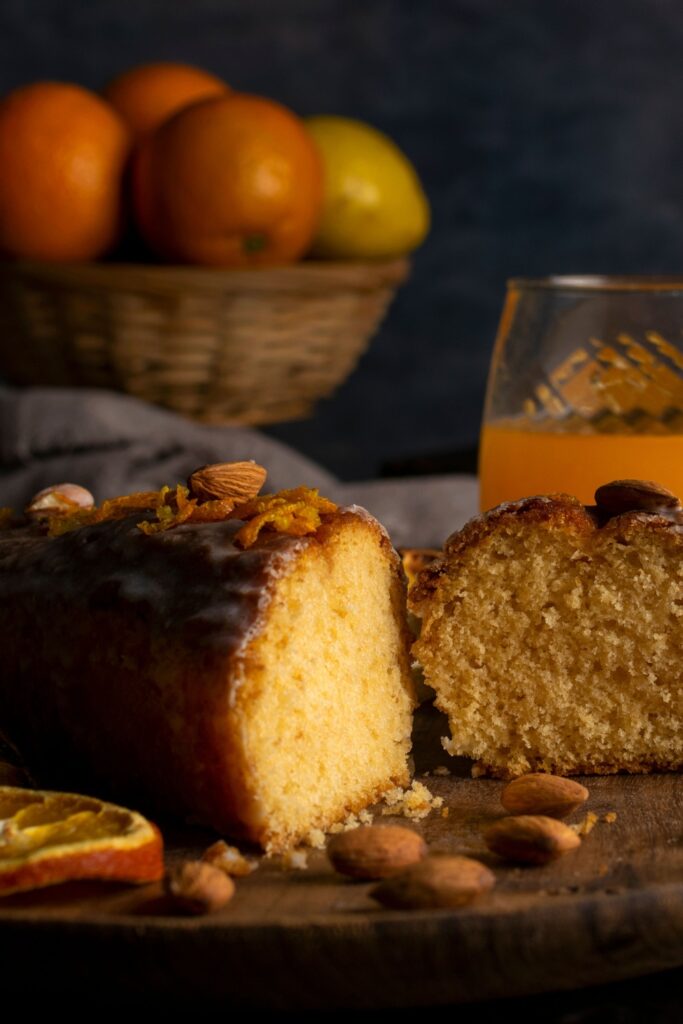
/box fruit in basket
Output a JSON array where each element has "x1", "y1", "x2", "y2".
[
  {"x1": 0, "y1": 82, "x2": 130, "y2": 262},
  {"x1": 131, "y1": 93, "x2": 323, "y2": 267},
  {"x1": 103, "y1": 61, "x2": 228, "y2": 140},
  {"x1": 305, "y1": 115, "x2": 430, "y2": 259}
]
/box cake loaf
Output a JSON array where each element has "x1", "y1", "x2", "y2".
[
  {"x1": 410, "y1": 480, "x2": 683, "y2": 778},
  {"x1": 0, "y1": 471, "x2": 415, "y2": 851}
]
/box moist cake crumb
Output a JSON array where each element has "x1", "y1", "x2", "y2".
[{"x1": 380, "y1": 780, "x2": 444, "y2": 820}]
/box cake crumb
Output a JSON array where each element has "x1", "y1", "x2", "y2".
[
  {"x1": 604, "y1": 811, "x2": 617, "y2": 824},
  {"x1": 281, "y1": 849, "x2": 308, "y2": 871},
  {"x1": 380, "y1": 780, "x2": 444, "y2": 821},
  {"x1": 572, "y1": 811, "x2": 598, "y2": 837},
  {"x1": 304, "y1": 828, "x2": 327, "y2": 849},
  {"x1": 202, "y1": 840, "x2": 257, "y2": 877},
  {"x1": 329, "y1": 808, "x2": 375, "y2": 835},
  {"x1": 441, "y1": 806, "x2": 450, "y2": 818},
  {"x1": 433, "y1": 766, "x2": 451, "y2": 776}
]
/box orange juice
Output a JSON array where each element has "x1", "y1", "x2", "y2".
[{"x1": 479, "y1": 420, "x2": 683, "y2": 510}]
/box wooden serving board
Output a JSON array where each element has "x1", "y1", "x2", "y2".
[{"x1": 0, "y1": 706, "x2": 682, "y2": 1009}]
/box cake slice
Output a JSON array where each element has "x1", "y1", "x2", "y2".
[
  {"x1": 0, "y1": 473, "x2": 415, "y2": 851},
  {"x1": 410, "y1": 481, "x2": 683, "y2": 778}
]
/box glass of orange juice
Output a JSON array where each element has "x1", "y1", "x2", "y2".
[{"x1": 479, "y1": 276, "x2": 683, "y2": 511}]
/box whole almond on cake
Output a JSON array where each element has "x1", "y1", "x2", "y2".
[{"x1": 410, "y1": 483, "x2": 683, "y2": 778}]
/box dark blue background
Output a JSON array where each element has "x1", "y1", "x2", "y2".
[{"x1": 2, "y1": 0, "x2": 682, "y2": 478}]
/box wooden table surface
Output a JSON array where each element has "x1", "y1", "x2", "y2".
[{"x1": 1, "y1": 707, "x2": 682, "y2": 1009}]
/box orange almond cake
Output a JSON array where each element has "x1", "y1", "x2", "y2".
[
  {"x1": 410, "y1": 483, "x2": 683, "y2": 778},
  {"x1": 0, "y1": 480, "x2": 415, "y2": 852}
]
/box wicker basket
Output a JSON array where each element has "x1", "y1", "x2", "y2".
[{"x1": 0, "y1": 257, "x2": 409, "y2": 425}]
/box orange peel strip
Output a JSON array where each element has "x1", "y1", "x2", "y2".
[
  {"x1": 232, "y1": 488, "x2": 339, "y2": 549},
  {"x1": 42, "y1": 483, "x2": 339, "y2": 546},
  {"x1": 0, "y1": 785, "x2": 164, "y2": 896}
]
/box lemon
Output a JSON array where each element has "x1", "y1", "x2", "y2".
[{"x1": 305, "y1": 115, "x2": 430, "y2": 259}]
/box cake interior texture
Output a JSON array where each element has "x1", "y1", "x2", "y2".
[
  {"x1": 0, "y1": 511, "x2": 414, "y2": 853},
  {"x1": 412, "y1": 503, "x2": 683, "y2": 777},
  {"x1": 238, "y1": 519, "x2": 414, "y2": 850}
]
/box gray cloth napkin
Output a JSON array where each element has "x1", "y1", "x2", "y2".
[{"x1": 0, "y1": 387, "x2": 478, "y2": 548}]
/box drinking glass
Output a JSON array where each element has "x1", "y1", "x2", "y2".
[{"x1": 479, "y1": 277, "x2": 683, "y2": 510}]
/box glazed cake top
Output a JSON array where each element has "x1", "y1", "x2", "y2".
[{"x1": 0, "y1": 504, "x2": 389, "y2": 657}]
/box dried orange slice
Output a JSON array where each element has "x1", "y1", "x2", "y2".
[{"x1": 0, "y1": 786, "x2": 164, "y2": 896}]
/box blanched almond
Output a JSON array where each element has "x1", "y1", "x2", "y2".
[{"x1": 26, "y1": 483, "x2": 94, "y2": 516}]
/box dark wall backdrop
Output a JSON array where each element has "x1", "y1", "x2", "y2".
[{"x1": 1, "y1": 0, "x2": 682, "y2": 478}]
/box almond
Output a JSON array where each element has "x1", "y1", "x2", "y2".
[
  {"x1": 26, "y1": 483, "x2": 94, "y2": 516},
  {"x1": 165, "y1": 859, "x2": 234, "y2": 915},
  {"x1": 484, "y1": 815, "x2": 581, "y2": 865},
  {"x1": 371, "y1": 855, "x2": 495, "y2": 909},
  {"x1": 594, "y1": 479, "x2": 679, "y2": 516},
  {"x1": 501, "y1": 773, "x2": 588, "y2": 819},
  {"x1": 328, "y1": 825, "x2": 427, "y2": 880},
  {"x1": 188, "y1": 461, "x2": 267, "y2": 504}
]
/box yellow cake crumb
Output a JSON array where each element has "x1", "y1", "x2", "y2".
[
  {"x1": 441, "y1": 806, "x2": 450, "y2": 818},
  {"x1": 604, "y1": 811, "x2": 617, "y2": 823},
  {"x1": 328, "y1": 807, "x2": 376, "y2": 836},
  {"x1": 202, "y1": 839, "x2": 257, "y2": 877},
  {"x1": 281, "y1": 849, "x2": 309, "y2": 871},
  {"x1": 433, "y1": 766, "x2": 451, "y2": 776},
  {"x1": 572, "y1": 811, "x2": 598, "y2": 836},
  {"x1": 304, "y1": 828, "x2": 327, "y2": 849},
  {"x1": 380, "y1": 780, "x2": 444, "y2": 820}
]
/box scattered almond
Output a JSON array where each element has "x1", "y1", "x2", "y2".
[
  {"x1": 501, "y1": 773, "x2": 589, "y2": 819},
  {"x1": 188, "y1": 461, "x2": 267, "y2": 504},
  {"x1": 165, "y1": 859, "x2": 234, "y2": 915},
  {"x1": 26, "y1": 483, "x2": 94, "y2": 516},
  {"x1": 371, "y1": 855, "x2": 495, "y2": 910},
  {"x1": 328, "y1": 825, "x2": 427, "y2": 880},
  {"x1": 594, "y1": 479, "x2": 679, "y2": 516},
  {"x1": 202, "y1": 839, "x2": 256, "y2": 877},
  {"x1": 485, "y1": 815, "x2": 581, "y2": 865}
]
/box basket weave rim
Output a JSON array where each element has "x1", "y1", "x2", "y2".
[{"x1": 0, "y1": 257, "x2": 410, "y2": 294}]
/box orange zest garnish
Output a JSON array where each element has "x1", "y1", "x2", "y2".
[
  {"x1": 0, "y1": 785, "x2": 164, "y2": 896},
  {"x1": 231, "y1": 487, "x2": 338, "y2": 549},
  {"x1": 42, "y1": 482, "x2": 338, "y2": 547},
  {"x1": 47, "y1": 486, "x2": 179, "y2": 537}
]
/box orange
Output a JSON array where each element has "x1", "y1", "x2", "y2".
[
  {"x1": 0, "y1": 785, "x2": 164, "y2": 896},
  {"x1": 103, "y1": 61, "x2": 228, "y2": 140},
  {"x1": 0, "y1": 82, "x2": 130, "y2": 262},
  {"x1": 131, "y1": 93, "x2": 324, "y2": 267}
]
